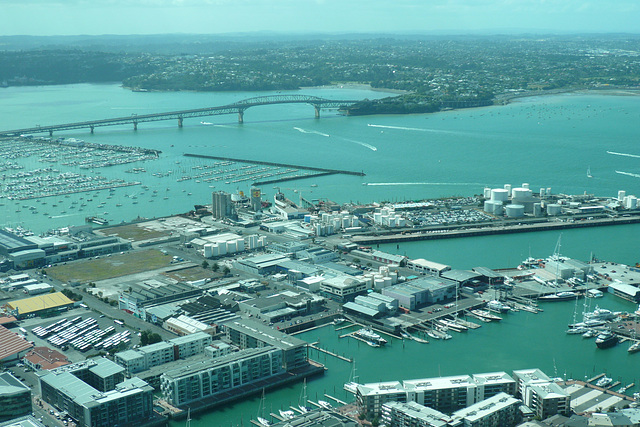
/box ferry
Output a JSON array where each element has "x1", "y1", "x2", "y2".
[
  {"x1": 587, "y1": 289, "x2": 604, "y2": 298},
  {"x1": 354, "y1": 327, "x2": 387, "y2": 345},
  {"x1": 85, "y1": 216, "x2": 109, "y2": 226}
]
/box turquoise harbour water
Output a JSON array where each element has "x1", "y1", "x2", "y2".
[{"x1": 1, "y1": 84, "x2": 640, "y2": 425}]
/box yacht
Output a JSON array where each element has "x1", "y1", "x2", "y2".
[
  {"x1": 355, "y1": 327, "x2": 387, "y2": 345},
  {"x1": 595, "y1": 332, "x2": 618, "y2": 349}
]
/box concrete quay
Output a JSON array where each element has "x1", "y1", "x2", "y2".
[{"x1": 352, "y1": 215, "x2": 640, "y2": 244}]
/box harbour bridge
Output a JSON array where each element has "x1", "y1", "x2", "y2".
[{"x1": 0, "y1": 95, "x2": 360, "y2": 137}]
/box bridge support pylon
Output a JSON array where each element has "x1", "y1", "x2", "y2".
[
  {"x1": 238, "y1": 110, "x2": 244, "y2": 124},
  {"x1": 90, "y1": 126, "x2": 94, "y2": 134},
  {"x1": 178, "y1": 117, "x2": 183, "y2": 128},
  {"x1": 133, "y1": 121, "x2": 138, "y2": 131},
  {"x1": 49, "y1": 130, "x2": 53, "y2": 137},
  {"x1": 314, "y1": 106, "x2": 321, "y2": 119}
]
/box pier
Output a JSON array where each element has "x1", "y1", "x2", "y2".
[{"x1": 309, "y1": 343, "x2": 353, "y2": 363}]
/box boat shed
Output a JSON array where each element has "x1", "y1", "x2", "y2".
[
  {"x1": 440, "y1": 270, "x2": 483, "y2": 287},
  {"x1": 472, "y1": 267, "x2": 505, "y2": 285},
  {"x1": 608, "y1": 282, "x2": 640, "y2": 302}
]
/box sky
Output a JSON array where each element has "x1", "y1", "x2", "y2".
[{"x1": 1, "y1": 0, "x2": 639, "y2": 36}]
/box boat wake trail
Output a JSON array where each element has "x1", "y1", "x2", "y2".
[
  {"x1": 364, "y1": 182, "x2": 485, "y2": 186},
  {"x1": 615, "y1": 170, "x2": 640, "y2": 179},
  {"x1": 293, "y1": 127, "x2": 330, "y2": 137},
  {"x1": 607, "y1": 151, "x2": 640, "y2": 159},
  {"x1": 367, "y1": 124, "x2": 457, "y2": 134},
  {"x1": 339, "y1": 137, "x2": 377, "y2": 151},
  {"x1": 200, "y1": 121, "x2": 213, "y2": 125}
]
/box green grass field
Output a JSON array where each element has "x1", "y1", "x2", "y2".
[
  {"x1": 46, "y1": 250, "x2": 172, "y2": 283},
  {"x1": 101, "y1": 224, "x2": 169, "y2": 241}
]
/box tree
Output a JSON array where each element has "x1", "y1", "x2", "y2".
[
  {"x1": 222, "y1": 266, "x2": 231, "y2": 276},
  {"x1": 202, "y1": 260, "x2": 209, "y2": 269},
  {"x1": 212, "y1": 262, "x2": 220, "y2": 272},
  {"x1": 140, "y1": 330, "x2": 150, "y2": 346},
  {"x1": 147, "y1": 332, "x2": 162, "y2": 345}
]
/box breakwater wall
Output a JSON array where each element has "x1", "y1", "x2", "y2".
[{"x1": 183, "y1": 153, "x2": 365, "y2": 176}]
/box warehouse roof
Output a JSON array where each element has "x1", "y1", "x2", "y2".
[
  {"x1": 0, "y1": 325, "x2": 34, "y2": 362},
  {"x1": 8, "y1": 292, "x2": 74, "y2": 315}
]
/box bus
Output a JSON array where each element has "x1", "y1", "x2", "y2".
[
  {"x1": 113, "y1": 320, "x2": 124, "y2": 326},
  {"x1": 19, "y1": 327, "x2": 28, "y2": 335}
]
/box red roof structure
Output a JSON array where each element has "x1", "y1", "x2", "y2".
[
  {"x1": 0, "y1": 316, "x2": 17, "y2": 326},
  {"x1": 0, "y1": 325, "x2": 33, "y2": 362},
  {"x1": 23, "y1": 346, "x2": 69, "y2": 370}
]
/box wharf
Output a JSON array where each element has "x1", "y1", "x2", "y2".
[{"x1": 351, "y1": 215, "x2": 640, "y2": 244}]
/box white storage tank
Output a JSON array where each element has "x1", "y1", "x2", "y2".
[
  {"x1": 398, "y1": 218, "x2": 406, "y2": 227},
  {"x1": 204, "y1": 244, "x2": 213, "y2": 258},
  {"x1": 626, "y1": 195, "x2": 638, "y2": 209},
  {"x1": 522, "y1": 182, "x2": 529, "y2": 189},
  {"x1": 374, "y1": 278, "x2": 386, "y2": 291},
  {"x1": 491, "y1": 201, "x2": 504, "y2": 216},
  {"x1": 539, "y1": 188, "x2": 545, "y2": 197},
  {"x1": 484, "y1": 200, "x2": 494, "y2": 213},
  {"x1": 505, "y1": 204, "x2": 525, "y2": 218},
  {"x1": 547, "y1": 204, "x2": 562, "y2": 216},
  {"x1": 226, "y1": 240, "x2": 236, "y2": 254},
  {"x1": 389, "y1": 271, "x2": 398, "y2": 284},
  {"x1": 618, "y1": 190, "x2": 626, "y2": 201},
  {"x1": 235, "y1": 238, "x2": 245, "y2": 252},
  {"x1": 212, "y1": 243, "x2": 221, "y2": 257},
  {"x1": 546, "y1": 188, "x2": 552, "y2": 196},
  {"x1": 379, "y1": 266, "x2": 389, "y2": 276},
  {"x1": 484, "y1": 187, "x2": 492, "y2": 199},
  {"x1": 504, "y1": 184, "x2": 512, "y2": 196},
  {"x1": 533, "y1": 203, "x2": 543, "y2": 217},
  {"x1": 383, "y1": 276, "x2": 393, "y2": 288},
  {"x1": 511, "y1": 187, "x2": 533, "y2": 201},
  {"x1": 491, "y1": 188, "x2": 509, "y2": 202}
]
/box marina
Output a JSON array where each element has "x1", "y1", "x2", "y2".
[{"x1": 2, "y1": 84, "x2": 640, "y2": 427}]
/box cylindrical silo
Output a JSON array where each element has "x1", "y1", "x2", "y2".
[
  {"x1": 484, "y1": 187, "x2": 492, "y2": 199},
  {"x1": 522, "y1": 183, "x2": 529, "y2": 189},
  {"x1": 383, "y1": 276, "x2": 393, "y2": 288},
  {"x1": 235, "y1": 238, "x2": 245, "y2": 252},
  {"x1": 504, "y1": 184, "x2": 512, "y2": 196},
  {"x1": 374, "y1": 278, "x2": 385, "y2": 290}
]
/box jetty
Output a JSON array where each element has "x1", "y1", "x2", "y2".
[{"x1": 309, "y1": 344, "x2": 352, "y2": 363}]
